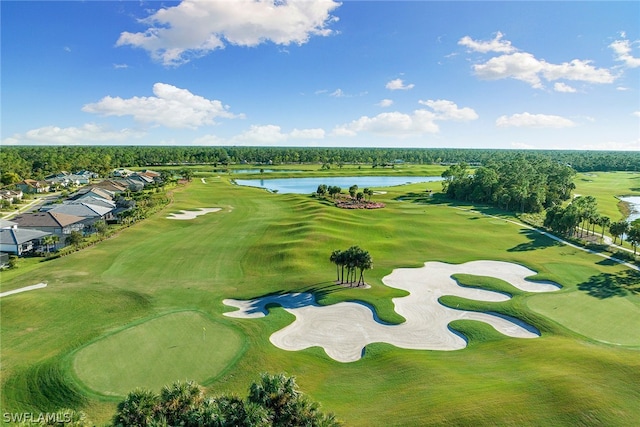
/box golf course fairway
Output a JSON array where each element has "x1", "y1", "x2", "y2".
[{"x1": 1, "y1": 168, "x2": 639, "y2": 426}]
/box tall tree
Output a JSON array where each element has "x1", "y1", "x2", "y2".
[
  {"x1": 626, "y1": 224, "x2": 640, "y2": 255},
  {"x1": 610, "y1": 221, "x2": 630, "y2": 245},
  {"x1": 329, "y1": 250, "x2": 342, "y2": 282}
]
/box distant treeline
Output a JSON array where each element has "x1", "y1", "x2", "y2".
[{"x1": 1, "y1": 146, "x2": 639, "y2": 181}]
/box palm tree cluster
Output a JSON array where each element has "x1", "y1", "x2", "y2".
[
  {"x1": 112, "y1": 374, "x2": 341, "y2": 427},
  {"x1": 544, "y1": 196, "x2": 611, "y2": 240},
  {"x1": 329, "y1": 246, "x2": 373, "y2": 287}
]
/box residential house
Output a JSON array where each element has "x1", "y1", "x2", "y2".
[
  {"x1": 11, "y1": 212, "x2": 86, "y2": 246},
  {"x1": 92, "y1": 180, "x2": 127, "y2": 194},
  {"x1": 0, "y1": 219, "x2": 18, "y2": 229},
  {"x1": 0, "y1": 190, "x2": 23, "y2": 204},
  {"x1": 43, "y1": 202, "x2": 114, "y2": 225},
  {"x1": 16, "y1": 179, "x2": 50, "y2": 194},
  {"x1": 71, "y1": 196, "x2": 116, "y2": 210},
  {"x1": 0, "y1": 227, "x2": 51, "y2": 255},
  {"x1": 69, "y1": 187, "x2": 115, "y2": 202},
  {"x1": 112, "y1": 168, "x2": 134, "y2": 177}
]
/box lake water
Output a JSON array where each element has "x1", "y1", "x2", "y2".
[
  {"x1": 234, "y1": 176, "x2": 443, "y2": 194},
  {"x1": 231, "y1": 169, "x2": 302, "y2": 174},
  {"x1": 619, "y1": 196, "x2": 640, "y2": 223}
]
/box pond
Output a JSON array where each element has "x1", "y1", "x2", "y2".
[
  {"x1": 230, "y1": 169, "x2": 302, "y2": 174},
  {"x1": 234, "y1": 176, "x2": 443, "y2": 194},
  {"x1": 619, "y1": 196, "x2": 640, "y2": 223}
]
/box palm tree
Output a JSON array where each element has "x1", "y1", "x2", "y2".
[
  {"x1": 599, "y1": 216, "x2": 611, "y2": 242},
  {"x1": 610, "y1": 220, "x2": 630, "y2": 245},
  {"x1": 627, "y1": 225, "x2": 640, "y2": 255},
  {"x1": 112, "y1": 389, "x2": 160, "y2": 427},
  {"x1": 42, "y1": 234, "x2": 59, "y2": 253},
  {"x1": 159, "y1": 381, "x2": 204, "y2": 426},
  {"x1": 356, "y1": 250, "x2": 373, "y2": 286},
  {"x1": 364, "y1": 188, "x2": 374, "y2": 201},
  {"x1": 329, "y1": 250, "x2": 342, "y2": 282},
  {"x1": 248, "y1": 373, "x2": 300, "y2": 425},
  {"x1": 348, "y1": 185, "x2": 358, "y2": 199},
  {"x1": 247, "y1": 373, "x2": 341, "y2": 427}
]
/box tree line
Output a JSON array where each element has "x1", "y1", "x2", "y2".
[
  {"x1": 111, "y1": 373, "x2": 340, "y2": 427},
  {"x1": 2, "y1": 146, "x2": 639, "y2": 183},
  {"x1": 441, "y1": 156, "x2": 576, "y2": 213},
  {"x1": 18, "y1": 373, "x2": 340, "y2": 426},
  {"x1": 544, "y1": 195, "x2": 640, "y2": 254},
  {"x1": 329, "y1": 246, "x2": 373, "y2": 286}
]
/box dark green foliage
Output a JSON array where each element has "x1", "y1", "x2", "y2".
[
  {"x1": 2, "y1": 146, "x2": 639, "y2": 181},
  {"x1": 441, "y1": 156, "x2": 576, "y2": 213},
  {"x1": 329, "y1": 246, "x2": 372, "y2": 285},
  {"x1": 111, "y1": 374, "x2": 340, "y2": 427}
]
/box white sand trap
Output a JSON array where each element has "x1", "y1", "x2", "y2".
[
  {"x1": 223, "y1": 260, "x2": 560, "y2": 362},
  {"x1": 0, "y1": 283, "x2": 47, "y2": 298},
  {"x1": 166, "y1": 208, "x2": 221, "y2": 220}
]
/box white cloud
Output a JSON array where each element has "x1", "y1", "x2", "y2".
[
  {"x1": 541, "y1": 59, "x2": 616, "y2": 83},
  {"x1": 579, "y1": 139, "x2": 640, "y2": 151},
  {"x1": 113, "y1": 63, "x2": 129, "y2": 69},
  {"x1": 458, "y1": 32, "x2": 516, "y2": 53},
  {"x1": 464, "y1": 33, "x2": 616, "y2": 89},
  {"x1": 333, "y1": 110, "x2": 438, "y2": 137},
  {"x1": 2, "y1": 123, "x2": 145, "y2": 145},
  {"x1": 496, "y1": 112, "x2": 576, "y2": 128},
  {"x1": 473, "y1": 52, "x2": 545, "y2": 88},
  {"x1": 334, "y1": 99, "x2": 477, "y2": 137},
  {"x1": 385, "y1": 78, "x2": 415, "y2": 91},
  {"x1": 376, "y1": 99, "x2": 394, "y2": 107},
  {"x1": 610, "y1": 37, "x2": 640, "y2": 68},
  {"x1": 554, "y1": 82, "x2": 576, "y2": 93},
  {"x1": 116, "y1": 0, "x2": 341, "y2": 66},
  {"x1": 473, "y1": 52, "x2": 615, "y2": 89},
  {"x1": 290, "y1": 128, "x2": 325, "y2": 139},
  {"x1": 82, "y1": 83, "x2": 242, "y2": 129},
  {"x1": 633, "y1": 111, "x2": 640, "y2": 118},
  {"x1": 418, "y1": 99, "x2": 479, "y2": 121},
  {"x1": 330, "y1": 89, "x2": 345, "y2": 97},
  {"x1": 231, "y1": 124, "x2": 325, "y2": 144}
]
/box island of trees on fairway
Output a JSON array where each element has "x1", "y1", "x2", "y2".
[{"x1": 315, "y1": 184, "x2": 385, "y2": 209}]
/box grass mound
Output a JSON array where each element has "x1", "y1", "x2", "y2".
[{"x1": 72, "y1": 311, "x2": 244, "y2": 397}]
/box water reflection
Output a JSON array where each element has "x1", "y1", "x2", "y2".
[{"x1": 234, "y1": 176, "x2": 443, "y2": 194}]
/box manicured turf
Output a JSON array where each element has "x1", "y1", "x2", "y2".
[
  {"x1": 72, "y1": 311, "x2": 244, "y2": 396},
  {"x1": 1, "y1": 166, "x2": 639, "y2": 426}
]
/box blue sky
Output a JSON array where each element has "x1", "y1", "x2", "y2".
[{"x1": 2, "y1": 1, "x2": 639, "y2": 150}]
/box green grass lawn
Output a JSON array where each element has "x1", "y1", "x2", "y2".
[
  {"x1": 574, "y1": 171, "x2": 640, "y2": 220},
  {"x1": 72, "y1": 311, "x2": 244, "y2": 397},
  {"x1": 2, "y1": 172, "x2": 640, "y2": 426}
]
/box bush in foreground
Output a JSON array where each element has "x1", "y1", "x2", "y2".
[{"x1": 113, "y1": 373, "x2": 341, "y2": 427}]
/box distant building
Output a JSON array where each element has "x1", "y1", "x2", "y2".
[
  {"x1": 0, "y1": 227, "x2": 50, "y2": 255},
  {"x1": 11, "y1": 212, "x2": 86, "y2": 245},
  {"x1": 16, "y1": 179, "x2": 50, "y2": 194}
]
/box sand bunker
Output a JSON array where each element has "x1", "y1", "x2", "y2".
[
  {"x1": 166, "y1": 208, "x2": 221, "y2": 220},
  {"x1": 223, "y1": 260, "x2": 560, "y2": 362}
]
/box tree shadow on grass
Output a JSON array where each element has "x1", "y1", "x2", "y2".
[
  {"x1": 578, "y1": 270, "x2": 640, "y2": 299},
  {"x1": 507, "y1": 229, "x2": 562, "y2": 252}
]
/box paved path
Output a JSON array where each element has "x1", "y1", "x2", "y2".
[
  {"x1": 0, "y1": 283, "x2": 47, "y2": 298},
  {"x1": 452, "y1": 206, "x2": 639, "y2": 272}
]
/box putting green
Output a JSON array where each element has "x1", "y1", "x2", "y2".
[
  {"x1": 73, "y1": 311, "x2": 244, "y2": 396},
  {"x1": 528, "y1": 291, "x2": 640, "y2": 346}
]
